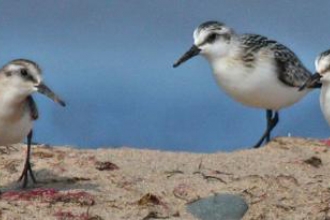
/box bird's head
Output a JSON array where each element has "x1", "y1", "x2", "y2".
[
  {"x1": 315, "y1": 49, "x2": 330, "y2": 83},
  {"x1": 299, "y1": 50, "x2": 330, "y2": 91},
  {"x1": 1, "y1": 59, "x2": 66, "y2": 106},
  {"x1": 173, "y1": 21, "x2": 235, "y2": 67}
]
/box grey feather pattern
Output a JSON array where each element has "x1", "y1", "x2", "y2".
[
  {"x1": 197, "y1": 21, "x2": 224, "y2": 33},
  {"x1": 239, "y1": 34, "x2": 311, "y2": 87},
  {"x1": 319, "y1": 49, "x2": 330, "y2": 59}
]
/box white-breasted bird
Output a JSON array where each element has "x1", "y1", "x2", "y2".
[
  {"x1": 300, "y1": 49, "x2": 330, "y2": 125},
  {"x1": 0, "y1": 59, "x2": 65, "y2": 188},
  {"x1": 173, "y1": 21, "x2": 318, "y2": 148}
]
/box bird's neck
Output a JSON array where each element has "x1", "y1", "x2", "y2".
[
  {"x1": 0, "y1": 86, "x2": 30, "y2": 120},
  {"x1": 205, "y1": 38, "x2": 242, "y2": 67},
  {"x1": 321, "y1": 74, "x2": 330, "y2": 84},
  {"x1": 206, "y1": 41, "x2": 243, "y2": 74},
  {"x1": 2, "y1": 88, "x2": 29, "y2": 104}
]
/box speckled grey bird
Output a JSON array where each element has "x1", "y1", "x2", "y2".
[
  {"x1": 173, "y1": 21, "x2": 318, "y2": 148},
  {"x1": 0, "y1": 59, "x2": 65, "y2": 188},
  {"x1": 300, "y1": 49, "x2": 330, "y2": 126}
]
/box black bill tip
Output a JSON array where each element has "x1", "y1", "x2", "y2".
[
  {"x1": 173, "y1": 45, "x2": 201, "y2": 68},
  {"x1": 56, "y1": 98, "x2": 66, "y2": 107},
  {"x1": 173, "y1": 62, "x2": 180, "y2": 68},
  {"x1": 36, "y1": 83, "x2": 66, "y2": 107},
  {"x1": 299, "y1": 72, "x2": 322, "y2": 91}
]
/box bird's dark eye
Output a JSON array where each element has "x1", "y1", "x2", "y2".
[
  {"x1": 20, "y1": 69, "x2": 28, "y2": 77},
  {"x1": 5, "y1": 71, "x2": 12, "y2": 77},
  {"x1": 20, "y1": 69, "x2": 36, "y2": 82},
  {"x1": 21, "y1": 69, "x2": 27, "y2": 76},
  {"x1": 207, "y1": 33, "x2": 219, "y2": 43}
]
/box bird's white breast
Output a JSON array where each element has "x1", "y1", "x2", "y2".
[
  {"x1": 0, "y1": 95, "x2": 33, "y2": 146},
  {"x1": 209, "y1": 56, "x2": 309, "y2": 110},
  {"x1": 320, "y1": 83, "x2": 330, "y2": 126}
]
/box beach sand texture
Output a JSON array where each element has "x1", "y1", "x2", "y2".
[{"x1": 0, "y1": 137, "x2": 329, "y2": 219}]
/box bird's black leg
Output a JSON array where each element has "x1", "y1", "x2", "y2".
[
  {"x1": 18, "y1": 130, "x2": 37, "y2": 188},
  {"x1": 252, "y1": 110, "x2": 279, "y2": 148},
  {"x1": 267, "y1": 111, "x2": 279, "y2": 144},
  {"x1": 265, "y1": 110, "x2": 273, "y2": 143}
]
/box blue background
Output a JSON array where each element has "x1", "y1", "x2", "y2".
[{"x1": 0, "y1": 1, "x2": 329, "y2": 152}]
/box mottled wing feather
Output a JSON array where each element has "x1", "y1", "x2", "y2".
[
  {"x1": 240, "y1": 34, "x2": 311, "y2": 87},
  {"x1": 272, "y1": 44, "x2": 311, "y2": 87},
  {"x1": 27, "y1": 96, "x2": 38, "y2": 120}
]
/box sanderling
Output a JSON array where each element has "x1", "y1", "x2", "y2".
[
  {"x1": 173, "y1": 21, "x2": 318, "y2": 148},
  {"x1": 300, "y1": 49, "x2": 330, "y2": 125},
  {"x1": 0, "y1": 59, "x2": 65, "y2": 188}
]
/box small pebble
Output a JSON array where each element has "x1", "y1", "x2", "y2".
[{"x1": 187, "y1": 193, "x2": 248, "y2": 220}]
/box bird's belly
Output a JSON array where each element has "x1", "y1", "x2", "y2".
[
  {"x1": 212, "y1": 65, "x2": 309, "y2": 110},
  {"x1": 0, "y1": 113, "x2": 33, "y2": 146},
  {"x1": 320, "y1": 85, "x2": 330, "y2": 126}
]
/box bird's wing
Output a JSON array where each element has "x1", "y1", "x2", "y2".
[
  {"x1": 27, "y1": 96, "x2": 38, "y2": 120},
  {"x1": 240, "y1": 34, "x2": 311, "y2": 87}
]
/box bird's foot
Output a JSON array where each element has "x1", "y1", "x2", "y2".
[{"x1": 18, "y1": 161, "x2": 37, "y2": 188}]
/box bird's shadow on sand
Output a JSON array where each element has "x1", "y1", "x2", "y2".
[{"x1": 1, "y1": 168, "x2": 99, "y2": 192}]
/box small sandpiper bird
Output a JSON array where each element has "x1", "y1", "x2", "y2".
[
  {"x1": 173, "y1": 21, "x2": 317, "y2": 148},
  {"x1": 300, "y1": 49, "x2": 330, "y2": 125},
  {"x1": 0, "y1": 59, "x2": 65, "y2": 188}
]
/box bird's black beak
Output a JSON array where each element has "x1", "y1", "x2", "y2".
[
  {"x1": 298, "y1": 72, "x2": 322, "y2": 91},
  {"x1": 173, "y1": 45, "x2": 201, "y2": 68},
  {"x1": 36, "y1": 83, "x2": 66, "y2": 107}
]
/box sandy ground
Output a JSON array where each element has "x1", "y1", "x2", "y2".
[{"x1": 0, "y1": 137, "x2": 330, "y2": 219}]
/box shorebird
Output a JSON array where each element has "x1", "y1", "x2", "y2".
[
  {"x1": 300, "y1": 49, "x2": 330, "y2": 125},
  {"x1": 0, "y1": 59, "x2": 65, "y2": 188},
  {"x1": 173, "y1": 21, "x2": 317, "y2": 148}
]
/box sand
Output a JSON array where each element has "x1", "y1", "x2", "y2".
[{"x1": 0, "y1": 137, "x2": 329, "y2": 220}]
